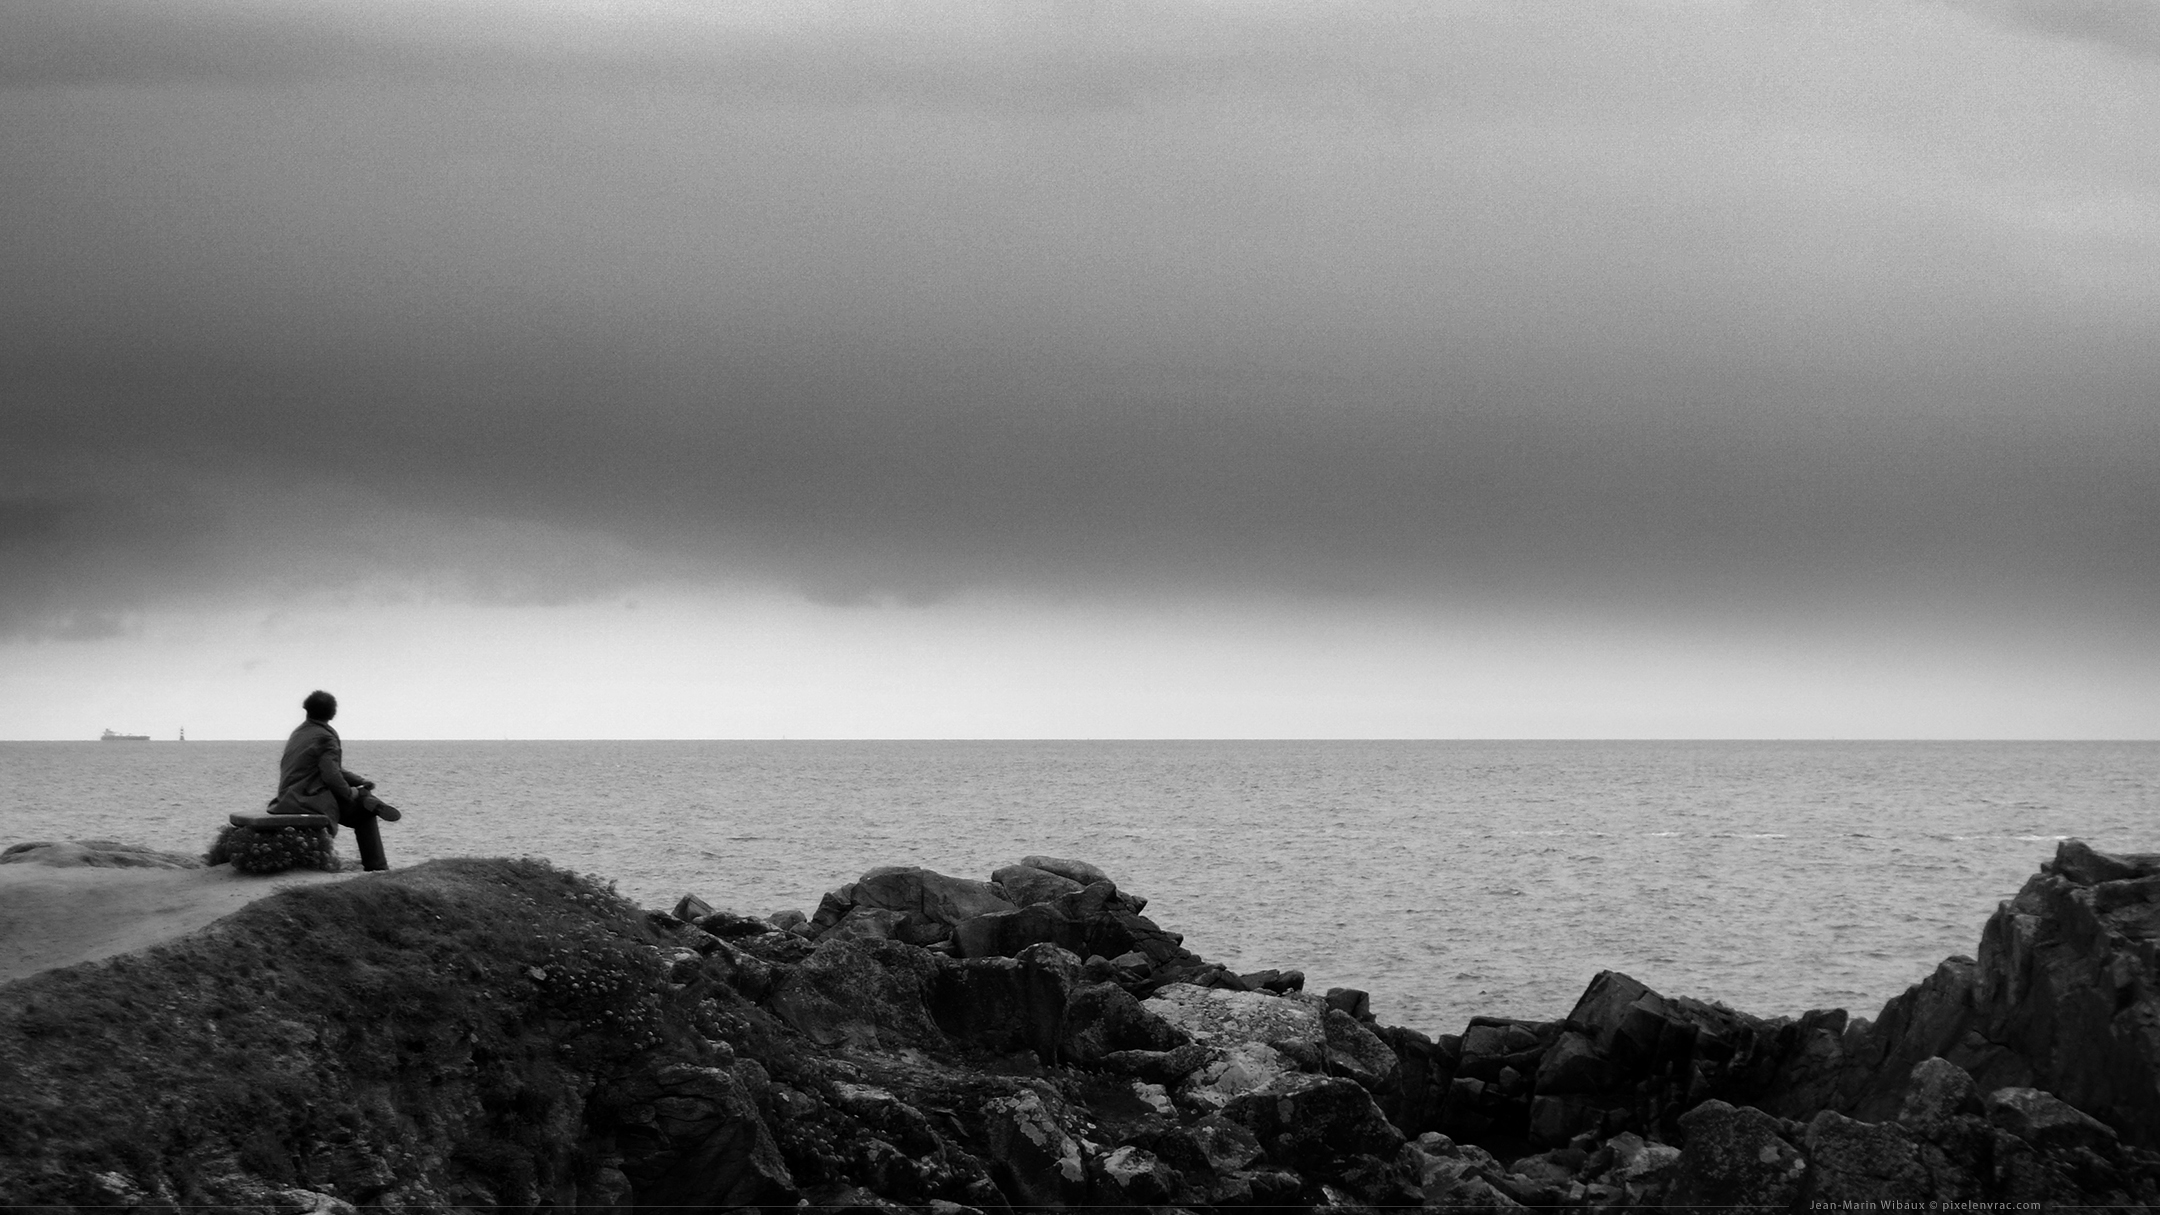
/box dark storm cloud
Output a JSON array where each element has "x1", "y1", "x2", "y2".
[{"x1": 5, "y1": 0, "x2": 2159, "y2": 635}]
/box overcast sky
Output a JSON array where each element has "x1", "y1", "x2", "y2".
[{"x1": 5, "y1": 0, "x2": 2158, "y2": 739}]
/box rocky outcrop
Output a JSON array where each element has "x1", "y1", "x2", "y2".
[
  {"x1": 3, "y1": 840, "x2": 2157, "y2": 1211},
  {"x1": 0, "y1": 839, "x2": 201, "y2": 869}
]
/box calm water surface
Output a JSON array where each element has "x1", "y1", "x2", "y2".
[{"x1": 2, "y1": 739, "x2": 2151, "y2": 1037}]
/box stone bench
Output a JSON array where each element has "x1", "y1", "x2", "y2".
[{"x1": 228, "y1": 810, "x2": 334, "y2": 830}]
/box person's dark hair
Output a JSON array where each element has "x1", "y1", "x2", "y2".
[{"x1": 302, "y1": 690, "x2": 337, "y2": 721}]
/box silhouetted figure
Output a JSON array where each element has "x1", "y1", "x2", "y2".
[{"x1": 273, "y1": 690, "x2": 402, "y2": 872}]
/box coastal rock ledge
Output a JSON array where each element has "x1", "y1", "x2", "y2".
[{"x1": 2, "y1": 841, "x2": 2156, "y2": 1211}]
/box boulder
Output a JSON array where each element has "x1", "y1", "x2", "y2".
[
  {"x1": 1667, "y1": 1100, "x2": 1808, "y2": 1211},
  {"x1": 1019, "y1": 855, "x2": 1111, "y2": 887},
  {"x1": 1960, "y1": 839, "x2": 2160, "y2": 1146},
  {"x1": 1180, "y1": 1041, "x2": 1298, "y2": 1108},
  {"x1": 1142, "y1": 983, "x2": 1326, "y2": 1061},
  {"x1": 1532, "y1": 1029, "x2": 1613, "y2": 1095},
  {"x1": 763, "y1": 937, "x2": 945, "y2": 1051},
  {"x1": 1321, "y1": 1008, "x2": 1400, "y2": 1093},
  {"x1": 929, "y1": 953, "x2": 1066, "y2": 1059},
  {"x1": 1099, "y1": 1043, "x2": 1211, "y2": 1086},
  {"x1": 979, "y1": 1087, "x2": 1090, "y2": 1207},
  {"x1": 671, "y1": 893, "x2": 714, "y2": 921},
  {"x1": 1898, "y1": 1056, "x2": 1982, "y2": 1133},
  {"x1": 827, "y1": 907, "x2": 910, "y2": 943},
  {"x1": 992, "y1": 864, "x2": 1084, "y2": 907},
  {"x1": 1218, "y1": 1072, "x2": 1405, "y2": 1170},
  {"x1": 1061, "y1": 981, "x2": 1189, "y2": 1065},
  {"x1": 1803, "y1": 1109, "x2": 1931, "y2": 1205},
  {"x1": 1984, "y1": 1086, "x2": 2120, "y2": 1154},
  {"x1": 1092, "y1": 1144, "x2": 1180, "y2": 1206},
  {"x1": 613, "y1": 1062, "x2": 798, "y2": 1208},
  {"x1": 1187, "y1": 1112, "x2": 1265, "y2": 1174},
  {"x1": 2049, "y1": 838, "x2": 2160, "y2": 886},
  {"x1": 850, "y1": 866, "x2": 1019, "y2": 939},
  {"x1": 1399, "y1": 1133, "x2": 1520, "y2": 1209}
]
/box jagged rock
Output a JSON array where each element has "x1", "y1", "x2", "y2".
[
  {"x1": 979, "y1": 1087, "x2": 1090, "y2": 1207},
  {"x1": 1061, "y1": 981, "x2": 1189, "y2": 1065},
  {"x1": 991, "y1": 864, "x2": 1084, "y2": 907},
  {"x1": 694, "y1": 909, "x2": 781, "y2": 939},
  {"x1": 2050, "y1": 838, "x2": 2160, "y2": 885},
  {"x1": 1984, "y1": 1086, "x2": 2119, "y2": 1153},
  {"x1": 1143, "y1": 983, "x2": 1326, "y2": 1061},
  {"x1": 1899, "y1": 1056, "x2": 1983, "y2": 1132},
  {"x1": 614, "y1": 1062, "x2": 798, "y2": 1208},
  {"x1": 1667, "y1": 1099, "x2": 1808, "y2": 1210},
  {"x1": 1093, "y1": 1144, "x2": 1180, "y2": 1205},
  {"x1": 1532, "y1": 1028, "x2": 1613, "y2": 1095},
  {"x1": 950, "y1": 880, "x2": 1167, "y2": 963},
  {"x1": 1324, "y1": 987, "x2": 1372, "y2": 1020},
  {"x1": 767, "y1": 908, "x2": 810, "y2": 934},
  {"x1": 1219, "y1": 1072, "x2": 1405, "y2": 1170},
  {"x1": 1181, "y1": 1041, "x2": 1298, "y2": 1108},
  {"x1": 828, "y1": 906, "x2": 911, "y2": 942},
  {"x1": 1322, "y1": 1007, "x2": 1400, "y2": 1093},
  {"x1": 1188, "y1": 1112, "x2": 1265, "y2": 1174},
  {"x1": 1804, "y1": 1109, "x2": 1932, "y2": 1204},
  {"x1": 1108, "y1": 950, "x2": 1153, "y2": 982},
  {"x1": 1100, "y1": 1042, "x2": 1211, "y2": 1086},
  {"x1": 1399, "y1": 1133, "x2": 1520, "y2": 1209},
  {"x1": 1019, "y1": 855, "x2": 1111, "y2": 887},
  {"x1": 1605, "y1": 1132, "x2": 1681, "y2": 1183},
  {"x1": 825, "y1": 866, "x2": 1020, "y2": 946},
  {"x1": 1962, "y1": 840, "x2": 2160, "y2": 1146},
  {"x1": 926, "y1": 946, "x2": 1076, "y2": 1062},
  {"x1": 763, "y1": 937, "x2": 945, "y2": 1050},
  {"x1": 671, "y1": 893, "x2": 713, "y2": 921}
]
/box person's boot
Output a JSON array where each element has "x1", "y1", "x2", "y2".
[{"x1": 369, "y1": 797, "x2": 402, "y2": 822}]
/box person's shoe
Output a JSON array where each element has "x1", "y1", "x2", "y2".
[{"x1": 372, "y1": 800, "x2": 402, "y2": 822}]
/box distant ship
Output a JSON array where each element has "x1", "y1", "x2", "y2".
[{"x1": 99, "y1": 729, "x2": 150, "y2": 742}]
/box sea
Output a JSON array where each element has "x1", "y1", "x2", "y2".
[{"x1": 1, "y1": 739, "x2": 2151, "y2": 1039}]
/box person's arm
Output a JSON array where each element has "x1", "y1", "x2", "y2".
[{"x1": 317, "y1": 750, "x2": 360, "y2": 806}]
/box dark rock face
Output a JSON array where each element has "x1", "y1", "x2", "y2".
[{"x1": 7, "y1": 841, "x2": 2160, "y2": 1212}]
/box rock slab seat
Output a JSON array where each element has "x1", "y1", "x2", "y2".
[{"x1": 229, "y1": 810, "x2": 335, "y2": 830}]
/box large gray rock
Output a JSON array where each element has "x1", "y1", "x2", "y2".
[
  {"x1": 992, "y1": 864, "x2": 1084, "y2": 907},
  {"x1": 1019, "y1": 855, "x2": 1111, "y2": 887},
  {"x1": 1322, "y1": 1007, "x2": 1401, "y2": 1093},
  {"x1": 613, "y1": 1062, "x2": 798, "y2": 1208},
  {"x1": 763, "y1": 937, "x2": 945, "y2": 1050},
  {"x1": 1668, "y1": 1100, "x2": 1808, "y2": 1211},
  {"x1": 1983, "y1": 1086, "x2": 2119, "y2": 1154},
  {"x1": 1218, "y1": 1072, "x2": 1405, "y2": 1170},
  {"x1": 1803, "y1": 1109, "x2": 1931, "y2": 1205},
  {"x1": 1142, "y1": 983, "x2": 1325, "y2": 1060},
  {"x1": 1061, "y1": 981, "x2": 1189, "y2": 1065},
  {"x1": 1961, "y1": 840, "x2": 2160, "y2": 1146},
  {"x1": 854, "y1": 865, "x2": 1017, "y2": 922},
  {"x1": 979, "y1": 1087, "x2": 1090, "y2": 1207}
]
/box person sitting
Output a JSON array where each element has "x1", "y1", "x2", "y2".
[{"x1": 272, "y1": 689, "x2": 402, "y2": 872}]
